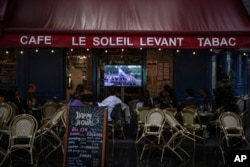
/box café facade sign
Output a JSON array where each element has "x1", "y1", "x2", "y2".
[{"x1": 0, "y1": 34, "x2": 249, "y2": 48}]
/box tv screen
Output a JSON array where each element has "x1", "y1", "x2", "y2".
[{"x1": 104, "y1": 65, "x2": 142, "y2": 87}]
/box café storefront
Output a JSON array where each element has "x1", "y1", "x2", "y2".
[{"x1": 1, "y1": 0, "x2": 250, "y2": 103}]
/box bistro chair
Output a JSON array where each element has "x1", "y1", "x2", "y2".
[
  {"x1": 180, "y1": 108, "x2": 207, "y2": 146},
  {"x1": 183, "y1": 105, "x2": 197, "y2": 111},
  {"x1": 7, "y1": 101, "x2": 19, "y2": 119},
  {"x1": 0, "y1": 102, "x2": 13, "y2": 127},
  {"x1": 138, "y1": 108, "x2": 165, "y2": 160},
  {"x1": 1, "y1": 114, "x2": 38, "y2": 166},
  {"x1": 162, "y1": 108, "x2": 177, "y2": 134},
  {"x1": 161, "y1": 111, "x2": 195, "y2": 162},
  {"x1": 0, "y1": 103, "x2": 13, "y2": 150},
  {"x1": 0, "y1": 147, "x2": 6, "y2": 166},
  {"x1": 135, "y1": 107, "x2": 151, "y2": 142},
  {"x1": 36, "y1": 106, "x2": 67, "y2": 159},
  {"x1": 219, "y1": 111, "x2": 250, "y2": 164},
  {"x1": 239, "y1": 110, "x2": 248, "y2": 131},
  {"x1": 163, "y1": 108, "x2": 177, "y2": 117},
  {"x1": 41, "y1": 101, "x2": 59, "y2": 123},
  {"x1": 207, "y1": 106, "x2": 225, "y2": 137},
  {"x1": 108, "y1": 103, "x2": 126, "y2": 144}
]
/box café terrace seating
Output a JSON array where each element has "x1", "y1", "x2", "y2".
[
  {"x1": 0, "y1": 102, "x2": 67, "y2": 166},
  {"x1": 180, "y1": 108, "x2": 207, "y2": 146},
  {"x1": 0, "y1": 102, "x2": 13, "y2": 127},
  {"x1": 135, "y1": 107, "x2": 151, "y2": 142},
  {"x1": 206, "y1": 106, "x2": 225, "y2": 137},
  {"x1": 218, "y1": 111, "x2": 250, "y2": 164},
  {"x1": 137, "y1": 108, "x2": 198, "y2": 162},
  {"x1": 41, "y1": 101, "x2": 60, "y2": 123},
  {"x1": 36, "y1": 105, "x2": 67, "y2": 159},
  {"x1": 0, "y1": 114, "x2": 38, "y2": 166},
  {"x1": 161, "y1": 111, "x2": 195, "y2": 161},
  {"x1": 0, "y1": 103, "x2": 13, "y2": 141},
  {"x1": 138, "y1": 108, "x2": 166, "y2": 160}
]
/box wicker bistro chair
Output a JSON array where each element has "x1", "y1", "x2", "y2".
[
  {"x1": 163, "y1": 108, "x2": 177, "y2": 117},
  {"x1": 207, "y1": 106, "x2": 225, "y2": 137},
  {"x1": 161, "y1": 111, "x2": 195, "y2": 162},
  {"x1": 180, "y1": 108, "x2": 207, "y2": 146},
  {"x1": 1, "y1": 114, "x2": 38, "y2": 166},
  {"x1": 138, "y1": 108, "x2": 166, "y2": 160},
  {"x1": 135, "y1": 107, "x2": 151, "y2": 142},
  {"x1": 218, "y1": 111, "x2": 250, "y2": 164},
  {"x1": 162, "y1": 108, "x2": 177, "y2": 134},
  {"x1": 183, "y1": 105, "x2": 198, "y2": 111},
  {"x1": 41, "y1": 101, "x2": 59, "y2": 123},
  {"x1": 0, "y1": 103, "x2": 13, "y2": 143},
  {"x1": 7, "y1": 101, "x2": 19, "y2": 119},
  {"x1": 36, "y1": 106, "x2": 67, "y2": 159},
  {"x1": 0, "y1": 102, "x2": 13, "y2": 127}
]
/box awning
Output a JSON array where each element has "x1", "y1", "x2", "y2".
[
  {"x1": 1, "y1": 0, "x2": 250, "y2": 48},
  {"x1": 0, "y1": 0, "x2": 8, "y2": 36}
]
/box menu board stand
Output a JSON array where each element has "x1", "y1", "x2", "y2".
[{"x1": 63, "y1": 106, "x2": 108, "y2": 167}]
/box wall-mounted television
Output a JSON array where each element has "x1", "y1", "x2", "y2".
[{"x1": 104, "y1": 65, "x2": 142, "y2": 87}]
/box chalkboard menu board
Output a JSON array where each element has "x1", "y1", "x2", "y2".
[{"x1": 63, "y1": 106, "x2": 108, "y2": 167}]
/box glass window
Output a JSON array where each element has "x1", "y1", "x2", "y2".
[{"x1": 0, "y1": 49, "x2": 16, "y2": 84}]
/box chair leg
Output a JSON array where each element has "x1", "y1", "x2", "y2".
[
  {"x1": 121, "y1": 126, "x2": 125, "y2": 139},
  {"x1": 203, "y1": 129, "x2": 207, "y2": 144},
  {"x1": 193, "y1": 132, "x2": 196, "y2": 148},
  {"x1": 112, "y1": 127, "x2": 115, "y2": 144}
]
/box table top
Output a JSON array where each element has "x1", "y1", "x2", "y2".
[{"x1": 198, "y1": 112, "x2": 214, "y2": 117}]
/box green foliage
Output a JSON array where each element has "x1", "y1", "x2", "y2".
[{"x1": 214, "y1": 79, "x2": 239, "y2": 113}]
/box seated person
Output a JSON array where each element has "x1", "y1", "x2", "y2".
[
  {"x1": 199, "y1": 87, "x2": 216, "y2": 112},
  {"x1": 7, "y1": 86, "x2": 31, "y2": 114},
  {"x1": 26, "y1": 83, "x2": 41, "y2": 108},
  {"x1": 0, "y1": 89, "x2": 6, "y2": 103},
  {"x1": 68, "y1": 91, "x2": 84, "y2": 108},
  {"x1": 178, "y1": 88, "x2": 197, "y2": 111},
  {"x1": 157, "y1": 91, "x2": 172, "y2": 109},
  {"x1": 98, "y1": 87, "x2": 122, "y2": 122}
]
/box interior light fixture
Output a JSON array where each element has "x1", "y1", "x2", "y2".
[
  {"x1": 20, "y1": 51, "x2": 24, "y2": 54},
  {"x1": 176, "y1": 49, "x2": 179, "y2": 53},
  {"x1": 158, "y1": 48, "x2": 161, "y2": 51},
  {"x1": 51, "y1": 49, "x2": 55, "y2": 53},
  {"x1": 70, "y1": 48, "x2": 74, "y2": 52},
  {"x1": 35, "y1": 49, "x2": 39, "y2": 53},
  {"x1": 5, "y1": 50, "x2": 9, "y2": 54},
  {"x1": 121, "y1": 49, "x2": 124, "y2": 52},
  {"x1": 193, "y1": 51, "x2": 196, "y2": 55}
]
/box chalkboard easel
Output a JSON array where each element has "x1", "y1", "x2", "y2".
[{"x1": 63, "y1": 106, "x2": 108, "y2": 167}]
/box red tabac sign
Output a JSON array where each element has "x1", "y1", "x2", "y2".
[{"x1": 0, "y1": 34, "x2": 249, "y2": 48}]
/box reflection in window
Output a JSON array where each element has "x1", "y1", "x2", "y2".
[{"x1": 0, "y1": 49, "x2": 16, "y2": 84}]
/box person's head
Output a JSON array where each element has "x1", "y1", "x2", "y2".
[
  {"x1": 0, "y1": 89, "x2": 6, "y2": 102},
  {"x1": 164, "y1": 85, "x2": 171, "y2": 91},
  {"x1": 109, "y1": 86, "x2": 116, "y2": 96},
  {"x1": 11, "y1": 87, "x2": 19, "y2": 96},
  {"x1": 71, "y1": 92, "x2": 82, "y2": 100},
  {"x1": 75, "y1": 84, "x2": 84, "y2": 94},
  {"x1": 28, "y1": 83, "x2": 36, "y2": 94},
  {"x1": 159, "y1": 91, "x2": 167, "y2": 99},
  {"x1": 199, "y1": 88, "x2": 208, "y2": 97},
  {"x1": 186, "y1": 88, "x2": 195, "y2": 97}
]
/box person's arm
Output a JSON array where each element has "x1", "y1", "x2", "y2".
[{"x1": 98, "y1": 97, "x2": 110, "y2": 107}]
